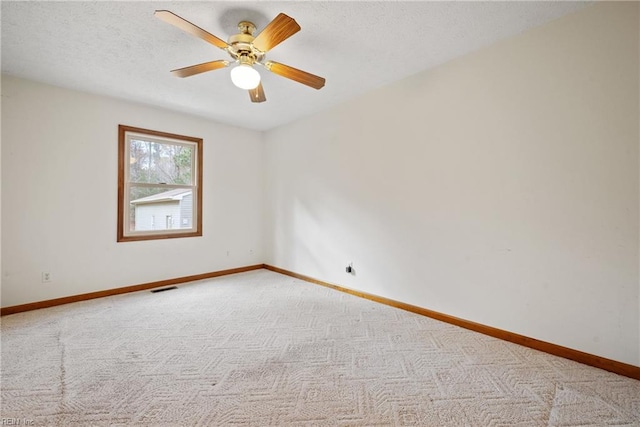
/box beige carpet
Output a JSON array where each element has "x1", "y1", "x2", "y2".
[{"x1": 1, "y1": 270, "x2": 639, "y2": 426}]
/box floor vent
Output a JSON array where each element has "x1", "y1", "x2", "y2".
[{"x1": 151, "y1": 286, "x2": 178, "y2": 293}]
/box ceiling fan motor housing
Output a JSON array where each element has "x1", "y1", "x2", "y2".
[{"x1": 227, "y1": 22, "x2": 264, "y2": 65}]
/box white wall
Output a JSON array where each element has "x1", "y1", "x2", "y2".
[
  {"x1": 265, "y1": 2, "x2": 640, "y2": 366},
  {"x1": 1, "y1": 75, "x2": 264, "y2": 307}
]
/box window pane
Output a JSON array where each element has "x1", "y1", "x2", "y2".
[
  {"x1": 129, "y1": 138, "x2": 193, "y2": 185},
  {"x1": 129, "y1": 186, "x2": 194, "y2": 232}
]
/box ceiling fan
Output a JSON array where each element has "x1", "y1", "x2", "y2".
[{"x1": 155, "y1": 10, "x2": 326, "y2": 103}]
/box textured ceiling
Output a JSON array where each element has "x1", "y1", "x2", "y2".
[{"x1": 1, "y1": 1, "x2": 589, "y2": 131}]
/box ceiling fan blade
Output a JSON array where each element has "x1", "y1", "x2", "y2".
[
  {"x1": 252, "y1": 13, "x2": 301, "y2": 52},
  {"x1": 265, "y1": 61, "x2": 325, "y2": 90},
  {"x1": 248, "y1": 82, "x2": 266, "y2": 103},
  {"x1": 155, "y1": 10, "x2": 229, "y2": 50},
  {"x1": 171, "y1": 60, "x2": 229, "y2": 78}
]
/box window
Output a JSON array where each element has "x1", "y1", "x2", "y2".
[{"x1": 117, "y1": 125, "x2": 202, "y2": 242}]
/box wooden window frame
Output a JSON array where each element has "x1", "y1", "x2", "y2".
[{"x1": 117, "y1": 125, "x2": 203, "y2": 242}]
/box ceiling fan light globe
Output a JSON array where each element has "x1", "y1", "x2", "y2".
[{"x1": 230, "y1": 64, "x2": 261, "y2": 90}]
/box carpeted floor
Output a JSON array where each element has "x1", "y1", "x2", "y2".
[{"x1": 1, "y1": 270, "x2": 639, "y2": 426}]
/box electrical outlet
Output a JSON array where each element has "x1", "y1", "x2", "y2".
[
  {"x1": 346, "y1": 262, "x2": 355, "y2": 275},
  {"x1": 42, "y1": 272, "x2": 52, "y2": 283}
]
